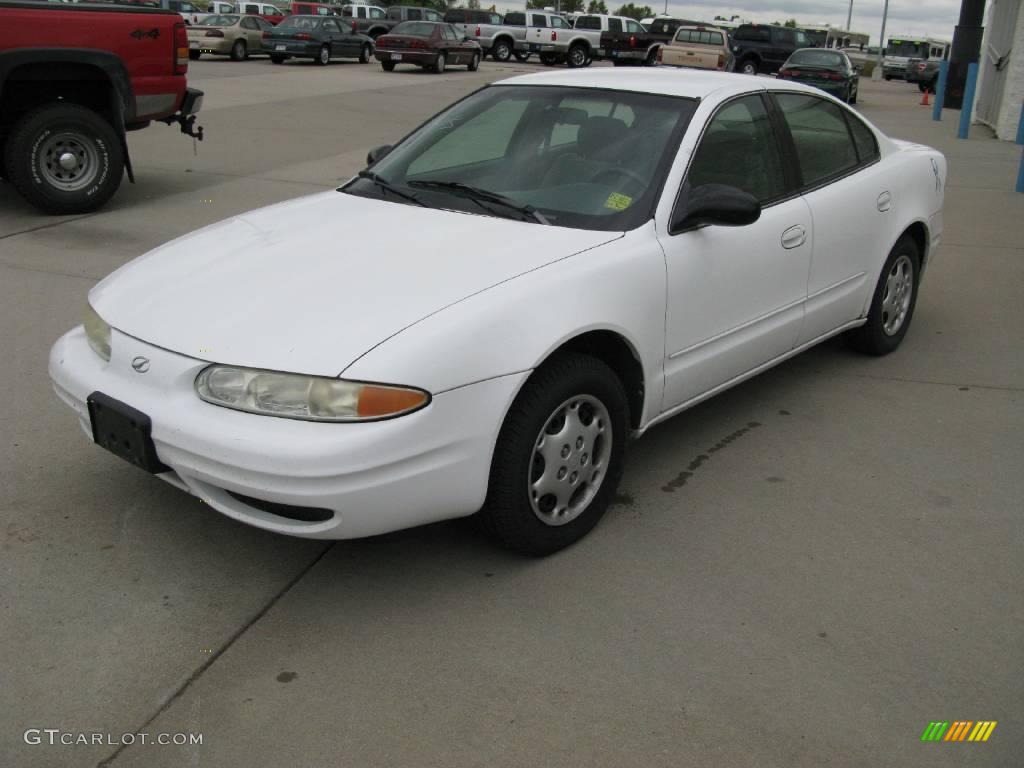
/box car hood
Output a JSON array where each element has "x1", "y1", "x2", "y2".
[{"x1": 90, "y1": 191, "x2": 620, "y2": 378}]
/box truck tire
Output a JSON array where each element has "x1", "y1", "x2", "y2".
[
  {"x1": 567, "y1": 43, "x2": 588, "y2": 68},
  {"x1": 539, "y1": 53, "x2": 559, "y2": 66},
  {"x1": 739, "y1": 57, "x2": 758, "y2": 75},
  {"x1": 513, "y1": 51, "x2": 531, "y2": 62},
  {"x1": 491, "y1": 38, "x2": 512, "y2": 62},
  {"x1": 5, "y1": 103, "x2": 124, "y2": 215}
]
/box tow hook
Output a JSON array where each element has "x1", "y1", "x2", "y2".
[{"x1": 158, "y1": 113, "x2": 204, "y2": 141}]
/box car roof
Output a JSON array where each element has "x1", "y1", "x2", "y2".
[{"x1": 496, "y1": 68, "x2": 825, "y2": 101}]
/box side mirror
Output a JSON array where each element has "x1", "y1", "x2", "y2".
[
  {"x1": 671, "y1": 184, "x2": 761, "y2": 232},
  {"x1": 366, "y1": 144, "x2": 393, "y2": 166}
]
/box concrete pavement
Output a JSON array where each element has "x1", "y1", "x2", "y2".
[{"x1": 1, "y1": 63, "x2": 1021, "y2": 767}]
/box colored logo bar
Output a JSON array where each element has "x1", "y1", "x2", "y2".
[{"x1": 921, "y1": 721, "x2": 997, "y2": 742}]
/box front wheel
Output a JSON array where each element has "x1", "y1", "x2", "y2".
[
  {"x1": 4, "y1": 102, "x2": 124, "y2": 215},
  {"x1": 479, "y1": 354, "x2": 629, "y2": 556},
  {"x1": 739, "y1": 58, "x2": 758, "y2": 75},
  {"x1": 433, "y1": 51, "x2": 446, "y2": 74},
  {"x1": 847, "y1": 235, "x2": 922, "y2": 355},
  {"x1": 567, "y1": 44, "x2": 588, "y2": 68},
  {"x1": 359, "y1": 44, "x2": 371, "y2": 64},
  {"x1": 316, "y1": 44, "x2": 330, "y2": 66},
  {"x1": 468, "y1": 51, "x2": 480, "y2": 71}
]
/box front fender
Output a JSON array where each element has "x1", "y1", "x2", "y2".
[{"x1": 342, "y1": 223, "x2": 668, "y2": 427}]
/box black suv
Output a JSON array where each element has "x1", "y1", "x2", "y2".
[{"x1": 730, "y1": 24, "x2": 812, "y2": 75}]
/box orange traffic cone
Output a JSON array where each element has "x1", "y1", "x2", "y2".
[{"x1": 921, "y1": 89, "x2": 930, "y2": 106}]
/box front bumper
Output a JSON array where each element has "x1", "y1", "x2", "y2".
[{"x1": 50, "y1": 327, "x2": 526, "y2": 540}]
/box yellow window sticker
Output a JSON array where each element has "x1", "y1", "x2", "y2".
[{"x1": 604, "y1": 192, "x2": 632, "y2": 211}]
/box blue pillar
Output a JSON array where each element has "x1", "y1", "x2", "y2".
[
  {"x1": 957, "y1": 62, "x2": 979, "y2": 139},
  {"x1": 932, "y1": 60, "x2": 948, "y2": 121},
  {"x1": 1013, "y1": 104, "x2": 1024, "y2": 193}
]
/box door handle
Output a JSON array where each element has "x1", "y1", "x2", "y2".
[
  {"x1": 877, "y1": 191, "x2": 892, "y2": 212},
  {"x1": 781, "y1": 224, "x2": 806, "y2": 249}
]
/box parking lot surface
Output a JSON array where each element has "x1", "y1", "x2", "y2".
[{"x1": 2, "y1": 61, "x2": 1021, "y2": 767}]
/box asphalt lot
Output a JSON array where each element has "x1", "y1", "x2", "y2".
[{"x1": 2, "y1": 59, "x2": 1021, "y2": 767}]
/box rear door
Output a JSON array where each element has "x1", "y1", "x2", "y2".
[
  {"x1": 528, "y1": 12, "x2": 548, "y2": 50},
  {"x1": 771, "y1": 91, "x2": 890, "y2": 342}
]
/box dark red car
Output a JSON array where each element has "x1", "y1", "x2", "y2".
[{"x1": 374, "y1": 21, "x2": 482, "y2": 73}]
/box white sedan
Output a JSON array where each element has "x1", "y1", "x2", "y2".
[{"x1": 50, "y1": 69, "x2": 946, "y2": 555}]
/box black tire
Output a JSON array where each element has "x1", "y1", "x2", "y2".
[
  {"x1": 270, "y1": 54, "x2": 286, "y2": 64},
  {"x1": 739, "y1": 57, "x2": 758, "y2": 75},
  {"x1": 479, "y1": 353, "x2": 629, "y2": 556},
  {"x1": 850, "y1": 85, "x2": 858, "y2": 104},
  {"x1": 884, "y1": 74, "x2": 892, "y2": 81},
  {"x1": 433, "y1": 51, "x2": 446, "y2": 74},
  {"x1": 644, "y1": 48, "x2": 657, "y2": 66},
  {"x1": 230, "y1": 39, "x2": 247, "y2": 61},
  {"x1": 188, "y1": 49, "x2": 201, "y2": 60},
  {"x1": 847, "y1": 234, "x2": 922, "y2": 355},
  {"x1": 359, "y1": 44, "x2": 371, "y2": 63},
  {"x1": 567, "y1": 43, "x2": 588, "y2": 68},
  {"x1": 513, "y1": 51, "x2": 531, "y2": 62},
  {"x1": 491, "y1": 38, "x2": 512, "y2": 62},
  {"x1": 928, "y1": 76, "x2": 938, "y2": 94},
  {"x1": 917, "y1": 81, "x2": 927, "y2": 92},
  {"x1": 381, "y1": 61, "x2": 396, "y2": 71},
  {"x1": 468, "y1": 51, "x2": 480, "y2": 71},
  {"x1": 5, "y1": 103, "x2": 124, "y2": 215},
  {"x1": 539, "y1": 53, "x2": 559, "y2": 66},
  {"x1": 316, "y1": 44, "x2": 330, "y2": 66}
]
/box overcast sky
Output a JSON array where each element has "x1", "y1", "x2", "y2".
[
  {"x1": 501, "y1": 1, "x2": 966, "y2": 44},
  {"x1": 656, "y1": 1, "x2": 963, "y2": 43}
]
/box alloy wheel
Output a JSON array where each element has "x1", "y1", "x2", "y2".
[{"x1": 881, "y1": 254, "x2": 914, "y2": 336}]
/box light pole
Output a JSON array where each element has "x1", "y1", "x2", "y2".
[
  {"x1": 873, "y1": 0, "x2": 889, "y2": 81},
  {"x1": 846, "y1": 0, "x2": 853, "y2": 31}
]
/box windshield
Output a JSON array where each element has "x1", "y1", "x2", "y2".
[
  {"x1": 886, "y1": 39, "x2": 927, "y2": 57},
  {"x1": 275, "y1": 16, "x2": 323, "y2": 30},
  {"x1": 789, "y1": 49, "x2": 844, "y2": 67},
  {"x1": 342, "y1": 85, "x2": 697, "y2": 231},
  {"x1": 391, "y1": 21, "x2": 437, "y2": 36},
  {"x1": 196, "y1": 14, "x2": 238, "y2": 24}
]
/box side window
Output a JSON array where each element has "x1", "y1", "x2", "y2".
[
  {"x1": 444, "y1": 25, "x2": 458, "y2": 41},
  {"x1": 685, "y1": 95, "x2": 786, "y2": 204},
  {"x1": 505, "y1": 12, "x2": 525, "y2": 26},
  {"x1": 387, "y1": 8, "x2": 400, "y2": 19},
  {"x1": 446, "y1": 10, "x2": 464, "y2": 23},
  {"x1": 608, "y1": 19, "x2": 622, "y2": 33},
  {"x1": 240, "y1": 16, "x2": 254, "y2": 28},
  {"x1": 775, "y1": 93, "x2": 860, "y2": 186},
  {"x1": 625, "y1": 20, "x2": 643, "y2": 33},
  {"x1": 551, "y1": 16, "x2": 570, "y2": 29},
  {"x1": 407, "y1": 8, "x2": 421, "y2": 20},
  {"x1": 341, "y1": 7, "x2": 352, "y2": 16},
  {"x1": 428, "y1": 11, "x2": 442, "y2": 21},
  {"x1": 846, "y1": 114, "x2": 879, "y2": 164},
  {"x1": 776, "y1": 28, "x2": 795, "y2": 46},
  {"x1": 244, "y1": 4, "x2": 258, "y2": 13},
  {"x1": 370, "y1": 8, "x2": 384, "y2": 19},
  {"x1": 531, "y1": 14, "x2": 547, "y2": 27}
]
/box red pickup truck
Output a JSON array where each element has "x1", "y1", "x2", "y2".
[{"x1": 0, "y1": 0, "x2": 204, "y2": 214}]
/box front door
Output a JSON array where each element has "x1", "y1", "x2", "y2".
[{"x1": 659, "y1": 94, "x2": 812, "y2": 410}]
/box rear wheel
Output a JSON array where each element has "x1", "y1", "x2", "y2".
[
  {"x1": 479, "y1": 354, "x2": 629, "y2": 556},
  {"x1": 317, "y1": 44, "x2": 330, "y2": 66},
  {"x1": 513, "y1": 51, "x2": 531, "y2": 62},
  {"x1": 491, "y1": 38, "x2": 512, "y2": 62},
  {"x1": 5, "y1": 103, "x2": 124, "y2": 215},
  {"x1": 567, "y1": 43, "x2": 588, "y2": 68},
  {"x1": 847, "y1": 234, "x2": 921, "y2": 355},
  {"x1": 230, "y1": 39, "x2": 247, "y2": 61},
  {"x1": 468, "y1": 51, "x2": 480, "y2": 71},
  {"x1": 381, "y1": 60, "x2": 396, "y2": 71},
  {"x1": 739, "y1": 57, "x2": 758, "y2": 75},
  {"x1": 359, "y1": 43, "x2": 371, "y2": 63},
  {"x1": 433, "y1": 51, "x2": 446, "y2": 74}
]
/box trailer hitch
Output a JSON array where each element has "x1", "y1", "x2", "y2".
[{"x1": 159, "y1": 112, "x2": 204, "y2": 141}]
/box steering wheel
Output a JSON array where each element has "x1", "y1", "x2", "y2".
[{"x1": 590, "y1": 166, "x2": 647, "y2": 190}]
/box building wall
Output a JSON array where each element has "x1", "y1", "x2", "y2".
[{"x1": 974, "y1": 0, "x2": 1024, "y2": 140}]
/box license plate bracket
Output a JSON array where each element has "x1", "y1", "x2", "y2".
[{"x1": 87, "y1": 392, "x2": 169, "y2": 474}]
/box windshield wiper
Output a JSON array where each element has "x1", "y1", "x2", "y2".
[
  {"x1": 354, "y1": 170, "x2": 425, "y2": 207},
  {"x1": 407, "y1": 180, "x2": 549, "y2": 225}
]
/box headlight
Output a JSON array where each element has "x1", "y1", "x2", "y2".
[
  {"x1": 195, "y1": 365, "x2": 430, "y2": 422},
  {"x1": 83, "y1": 303, "x2": 111, "y2": 362}
]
